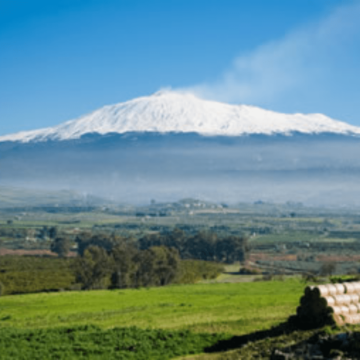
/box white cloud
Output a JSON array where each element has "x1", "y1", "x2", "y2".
[{"x1": 182, "y1": 1, "x2": 360, "y2": 122}]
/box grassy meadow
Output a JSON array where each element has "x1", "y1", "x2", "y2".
[
  {"x1": 0, "y1": 279, "x2": 308, "y2": 359},
  {"x1": 0, "y1": 280, "x2": 304, "y2": 334}
]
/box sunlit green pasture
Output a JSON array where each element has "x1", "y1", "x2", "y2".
[{"x1": 0, "y1": 280, "x2": 304, "y2": 335}]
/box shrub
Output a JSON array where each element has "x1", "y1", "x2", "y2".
[
  {"x1": 239, "y1": 267, "x2": 261, "y2": 275},
  {"x1": 176, "y1": 260, "x2": 224, "y2": 284}
]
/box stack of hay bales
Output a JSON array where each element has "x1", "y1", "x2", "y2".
[{"x1": 295, "y1": 282, "x2": 360, "y2": 328}]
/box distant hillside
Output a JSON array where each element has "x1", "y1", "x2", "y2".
[{"x1": 0, "y1": 186, "x2": 105, "y2": 208}]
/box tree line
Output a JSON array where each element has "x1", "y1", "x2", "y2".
[
  {"x1": 138, "y1": 228, "x2": 249, "y2": 263},
  {"x1": 73, "y1": 228, "x2": 249, "y2": 263},
  {"x1": 73, "y1": 244, "x2": 182, "y2": 290},
  {"x1": 45, "y1": 228, "x2": 248, "y2": 291},
  {"x1": 71, "y1": 228, "x2": 240, "y2": 290}
]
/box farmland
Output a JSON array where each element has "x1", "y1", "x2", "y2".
[
  {"x1": 1, "y1": 198, "x2": 360, "y2": 358},
  {"x1": 1, "y1": 279, "x2": 360, "y2": 359},
  {"x1": 0, "y1": 279, "x2": 305, "y2": 359},
  {"x1": 0, "y1": 280, "x2": 303, "y2": 332}
]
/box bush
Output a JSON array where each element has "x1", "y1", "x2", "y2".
[
  {"x1": 176, "y1": 260, "x2": 224, "y2": 284},
  {"x1": 239, "y1": 267, "x2": 261, "y2": 275},
  {"x1": 0, "y1": 281, "x2": 4, "y2": 296}
]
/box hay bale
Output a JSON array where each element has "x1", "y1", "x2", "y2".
[
  {"x1": 350, "y1": 294, "x2": 360, "y2": 304},
  {"x1": 313, "y1": 285, "x2": 329, "y2": 298},
  {"x1": 348, "y1": 304, "x2": 358, "y2": 314},
  {"x1": 334, "y1": 294, "x2": 352, "y2": 306},
  {"x1": 344, "y1": 314, "x2": 354, "y2": 324},
  {"x1": 320, "y1": 296, "x2": 335, "y2": 307},
  {"x1": 339, "y1": 305, "x2": 350, "y2": 315},
  {"x1": 326, "y1": 284, "x2": 337, "y2": 296},
  {"x1": 296, "y1": 282, "x2": 360, "y2": 328},
  {"x1": 352, "y1": 314, "x2": 360, "y2": 323},
  {"x1": 332, "y1": 313, "x2": 345, "y2": 326},
  {"x1": 344, "y1": 313, "x2": 360, "y2": 324},
  {"x1": 328, "y1": 305, "x2": 341, "y2": 314},
  {"x1": 334, "y1": 283, "x2": 345, "y2": 294},
  {"x1": 344, "y1": 282, "x2": 355, "y2": 294}
]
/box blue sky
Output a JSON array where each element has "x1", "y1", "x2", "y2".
[{"x1": 1, "y1": 0, "x2": 359, "y2": 136}]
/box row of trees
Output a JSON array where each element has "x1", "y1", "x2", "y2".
[
  {"x1": 138, "y1": 228, "x2": 249, "y2": 263},
  {"x1": 72, "y1": 228, "x2": 249, "y2": 263},
  {"x1": 73, "y1": 244, "x2": 181, "y2": 290},
  {"x1": 48, "y1": 228, "x2": 249, "y2": 289}
]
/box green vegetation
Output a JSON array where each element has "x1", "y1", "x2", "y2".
[
  {"x1": 0, "y1": 280, "x2": 303, "y2": 332},
  {"x1": 2, "y1": 200, "x2": 360, "y2": 358},
  {"x1": 0, "y1": 279, "x2": 320, "y2": 359},
  {"x1": 0, "y1": 255, "x2": 223, "y2": 295},
  {"x1": 177, "y1": 260, "x2": 224, "y2": 284},
  {"x1": 0, "y1": 256, "x2": 75, "y2": 295},
  {"x1": 0, "y1": 325, "x2": 227, "y2": 360}
]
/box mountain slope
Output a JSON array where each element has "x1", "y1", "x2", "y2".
[{"x1": 1, "y1": 90, "x2": 360, "y2": 143}]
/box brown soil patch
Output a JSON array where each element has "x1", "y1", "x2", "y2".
[
  {"x1": 0, "y1": 248, "x2": 76, "y2": 257},
  {"x1": 249, "y1": 253, "x2": 297, "y2": 262}
]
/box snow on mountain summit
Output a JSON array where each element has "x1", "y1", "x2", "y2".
[{"x1": 1, "y1": 90, "x2": 360, "y2": 143}]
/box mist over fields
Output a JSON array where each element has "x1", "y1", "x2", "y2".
[{"x1": 1, "y1": 132, "x2": 360, "y2": 207}]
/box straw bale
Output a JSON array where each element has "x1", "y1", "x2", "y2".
[
  {"x1": 328, "y1": 306, "x2": 341, "y2": 314},
  {"x1": 352, "y1": 282, "x2": 360, "y2": 292},
  {"x1": 334, "y1": 294, "x2": 352, "y2": 305},
  {"x1": 339, "y1": 305, "x2": 350, "y2": 315},
  {"x1": 326, "y1": 284, "x2": 337, "y2": 296},
  {"x1": 350, "y1": 294, "x2": 360, "y2": 304},
  {"x1": 333, "y1": 295, "x2": 343, "y2": 305},
  {"x1": 344, "y1": 315, "x2": 355, "y2": 324},
  {"x1": 332, "y1": 314, "x2": 345, "y2": 326},
  {"x1": 333, "y1": 294, "x2": 350, "y2": 305},
  {"x1": 340, "y1": 294, "x2": 352, "y2": 305},
  {"x1": 296, "y1": 282, "x2": 360, "y2": 327},
  {"x1": 334, "y1": 283, "x2": 345, "y2": 295},
  {"x1": 321, "y1": 296, "x2": 335, "y2": 307},
  {"x1": 344, "y1": 282, "x2": 355, "y2": 294},
  {"x1": 348, "y1": 304, "x2": 358, "y2": 314},
  {"x1": 313, "y1": 285, "x2": 329, "y2": 298},
  {"x1": 352, "y1": 314, "x2": 360, "y2": 324},
  {"x1": 345, "y1": 314, "x2": 360, "y2": 324}
]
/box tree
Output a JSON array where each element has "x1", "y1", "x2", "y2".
[
  {"x1": 133, "y1": 246, "x2": 181, "y2": 287},
  {"x1": 0, "y1": 281, "x2": 4, "y2": 296},
  {"x1": 75, "y1": 232, "x2": 129, "y2": 256},
  {"x1": 51, "y1": 237, "x2": 70, "y2": 258},
  {"x1": 111, "y1": 244, "x2": 139, "y2": 289},
  {"x1": 48, "y1": 226, "x2": 58, "y2": 239},
  {"x1": 73, "y1": 246, "x2": 113, "y2": 290},
  {"x1": 319, "y1": 262, "x2": 336, "y2": 276}
]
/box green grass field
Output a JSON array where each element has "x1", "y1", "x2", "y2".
[
  {"x1": 2, "y1": 274, "x2": 360, "y2": 359},
  {"x1": 0, "y1": 279, "x2": 307, "y2": 359},
  {"x1": 0, "y1": 280, "x2": 304, "y2": 335}
]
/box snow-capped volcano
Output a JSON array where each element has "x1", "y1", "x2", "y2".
[{"x1": 1, "y1": 90, "x2": 360, "y2": 143}]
